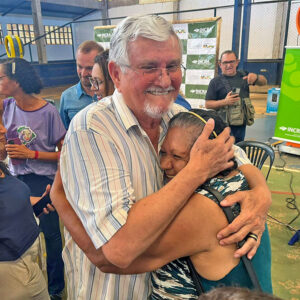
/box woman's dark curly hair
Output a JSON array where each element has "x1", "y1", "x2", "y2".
[
  {"x1": 168, "y1": 108, "x2": 237, "y2": 177},
  {"x1": 0, "y1": 58, "x2": 43, "y2": 94}
]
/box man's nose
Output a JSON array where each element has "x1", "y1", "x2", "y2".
[
  {"x1": 156, "y1": 68, "x2": 172, "y2": 88},
  {"x1": 82, "y1": 68, "x2": 91, "y2": 78}
]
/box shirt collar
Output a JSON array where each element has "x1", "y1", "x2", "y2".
[
  {"x1": 112, "y1": 90, "x2": 182, "y2": 142},
  {"x1": 76, "y1": 81, "x2": 91, "y2": 99},
  {"x1": 112, "y1": 90, "x2": 141, "y2": 132}
]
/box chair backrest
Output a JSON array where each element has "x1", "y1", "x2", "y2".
[{"x1": 236, "y1": 140, "x2": 275, "y2": 180}]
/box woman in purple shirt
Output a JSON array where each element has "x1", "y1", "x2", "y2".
[{"x1": 0, "y1": 58, "x2": 66, "y2": 299}]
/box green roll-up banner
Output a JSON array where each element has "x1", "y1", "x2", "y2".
[{"x1": 273, "y1": 47, "x2": 300, "y2": 144}]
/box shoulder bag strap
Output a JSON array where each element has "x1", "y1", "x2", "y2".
[
  {"x1": 185, "y1": 185, "x2": 262, "y2": 295},
  {"x1": 220, "y1": 75, "x2": 233, "y2": 94}
]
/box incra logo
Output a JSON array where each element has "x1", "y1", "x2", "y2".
[{"x1": 280, "y1": 126, "x2": 300, "y2": 133}]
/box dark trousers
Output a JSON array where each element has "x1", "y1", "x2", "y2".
[
  {"x1": 17, "y1": 173, "x2": 65, "y2": 296},
  {"x1": 230, "y1": 125, "x2": 246, "y2": 144}
]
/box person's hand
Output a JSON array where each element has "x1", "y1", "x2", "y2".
[
  {"x1": 243, "y1": 73, "x2": 258, "y2": 85},
  {"x1": 43, "y1": 203, "x2": 56, "y2": 214},
  {"x1": 5, "y1": 143, "x2": 33, "y2": 159},
  {"x1": 217, "y1": 188, "x2": 271, "y2": 259},
  {"x1": 188, "y1": 119, "x2": 235, "y2": 181},
  {"x1": 30, "y1": 184, "x2": 52, "y2": 206},
  {"x1": 224, "y1": 91, "x2": 240, "y2": 106}
]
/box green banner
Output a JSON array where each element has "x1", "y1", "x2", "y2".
[
  {"x1": 274, "y1": 47, "x2": 300, "y2": 143},
  {"x1": 94, "y1": 28, "x2": 114, "y2": 42},
  {"x1": 188, "y1": 22, "x2": 217, "y2": 39},
  {"x1": 186, "y1": 54, "x2": 216, "y2": 70}
]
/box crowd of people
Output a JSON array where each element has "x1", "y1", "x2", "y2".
[{"x1": 0, "y1": 13, "x2": 275, "y2": 300}]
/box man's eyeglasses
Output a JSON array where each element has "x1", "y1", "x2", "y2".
[
  {"x1": 220, "y1": 60, "x2": 237, "y2": 66},
  {"x1": 89, "y1": 77, "x2": 104, "y2": 90},
  {"x1": 122, "y1": 63, "x2": 185, "y2": 80}
]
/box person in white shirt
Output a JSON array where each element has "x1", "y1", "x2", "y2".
[{"x1": 51, "y1": 15, "x2": 271, "y2": 300}]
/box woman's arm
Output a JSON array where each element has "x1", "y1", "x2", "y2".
[
  {"x1": 99, "y1": 193, "x2": 230, "y2": 274},
  {"x1": 5, "y1": 138, "x2": 63, "y2": 161}
]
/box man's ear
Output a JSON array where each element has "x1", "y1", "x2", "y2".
[{"x1": 108, "y1": 61, "x2": 122, "y2": 92}]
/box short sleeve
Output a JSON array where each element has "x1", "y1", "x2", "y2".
[{"x1": 234, "y1": 145, "x2": 251, "y2": 166}]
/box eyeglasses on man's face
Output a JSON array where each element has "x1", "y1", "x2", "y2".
[
  {"x1": 220, "y1": 60, "x2": 237, "y2": 66},
  {"x1": 89, "y1": 77, "x2": 104, "y2": 90},
  {"x1": 122, "y1": 63, "x2": 185, "y2": 80}
]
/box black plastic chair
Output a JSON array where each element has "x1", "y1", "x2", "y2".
[{"x1": 236, "y1": 140, "x2": 275, "y2": 180}]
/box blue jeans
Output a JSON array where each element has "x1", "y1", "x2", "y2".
[
  {"x1": 17, "y1": 174, "x2": 65, "y2": 296},
  {"x1": 230, "y1": 125, "x2": 246, "y2": 144}
]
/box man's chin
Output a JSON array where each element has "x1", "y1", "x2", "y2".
[
  {"x1": 144, "y1": 98, "x2": 175, "y2": 119},
  {"x1": 80, "y1": 79, "x2": 91, "y2": 89}
]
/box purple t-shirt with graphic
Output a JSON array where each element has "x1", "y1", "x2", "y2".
[{"x1": 2, "y1": 98, "x2": 66, "y2": 178}]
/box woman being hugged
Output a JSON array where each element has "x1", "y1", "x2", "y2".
[{"x1": 0, "y1": 58, "x2": 66, "y2": 299}]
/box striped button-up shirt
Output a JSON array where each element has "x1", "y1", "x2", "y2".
[{"x1": 60, "y1": 90, "x2": 186, "y2": 300}]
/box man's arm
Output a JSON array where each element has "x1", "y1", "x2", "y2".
[
  {"x1": 243, "y1": 73, "x2": 267, "y2": 86},
  {"x1": 60, "y1": 118, "x2": 234, "y2": 269},
  {"x1": 100, "y1": 192, "x2": 232, "y2": 274},
  {"x1": 205, "y1": 91, "x2": 240, "y2": 109},
  {"x1": 218, "y1": 164, "x2": 271, "y2": 259},
  {"x1": 204, "y1": 78, "x2": 239, "y2": 110},
  {"x1": 50, "y1": 168, "x2": 108, "y2": 265},
  {"x1": 100, "y1": 121, "x2": 235, "y2": 268}
]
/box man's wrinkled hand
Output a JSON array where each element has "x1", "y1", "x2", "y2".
[
  {"x1": 188, "y1": 119, "x2": 235, "y2": 180},
  {"x1": 217, "y1": 189, "x2": 270, "y2": 258}
]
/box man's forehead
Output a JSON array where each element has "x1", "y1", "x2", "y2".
[
  {"x1": 127, "y1": 36, "x2": 181, "y2": 63},
  {"x1": 221, "y1": 53, "x2": 237, "y2": 62}
]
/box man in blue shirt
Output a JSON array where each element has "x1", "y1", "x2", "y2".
[{"x1": 59, "y1": 41, "x2": 104, "y2": 129}]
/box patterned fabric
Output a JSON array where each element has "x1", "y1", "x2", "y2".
[
  {"x1": 151, "y1": 172, "x2": 272, "y2": 299},
  {"x1": 60, "y1": 90, "x2": 186, "y2": 300},
  {"x1": 59, "y1": 81, "x2": 95, "y2": 129}
]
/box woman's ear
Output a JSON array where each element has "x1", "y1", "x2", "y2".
[{"x1": 108, "y1": 61, "x2": 122, "y2": 92}]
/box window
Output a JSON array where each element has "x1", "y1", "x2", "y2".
[
  {"x1": 44, "y1": 25, "x2": 72, "y2": 45},
  {"x1": 5, "y1": 23, "x2": 72, "y2": 46},
  {"x1": 0, "y1": 24, "x2": 4, "y2": 44},
  {"x1": 6, "y1": 23, "x2": 35, "y2": 44}
]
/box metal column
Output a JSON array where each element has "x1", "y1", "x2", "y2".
[
  {"x1": 239, "y1": 0, "x2": 251, "y2": 69},
  {"x1": 232, "y1": 0, "x2": 242, "y2": 57},
  {"x1": 31, "y1": 0, "x2": 47, "y2": 63}
]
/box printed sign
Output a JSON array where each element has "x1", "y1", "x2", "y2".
[{"x1": 273, "y1": 47, "x2": 300, "y2": 143}]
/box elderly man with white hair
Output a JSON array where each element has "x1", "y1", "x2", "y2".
[{"x1": 51, "y1": 15, "x2": 271, "y2": 300}]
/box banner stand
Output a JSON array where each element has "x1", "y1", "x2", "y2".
[{"x1": 273, "y1": 46, "x2": 300, "y2": 155}]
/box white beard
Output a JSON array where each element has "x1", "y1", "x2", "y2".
[{"x1": 144, "y1": 98, "x2": 175, "y2": 119}]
